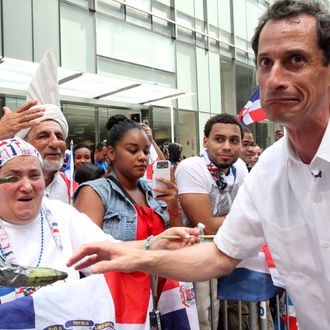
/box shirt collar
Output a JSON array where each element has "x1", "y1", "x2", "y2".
[{"x1": 283, "y1": 118, "x2": 330, "y2": 166}]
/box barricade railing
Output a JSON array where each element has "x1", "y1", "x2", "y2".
[{"x1": 200, "y1": 280, "x2": 295, "y2": 330}]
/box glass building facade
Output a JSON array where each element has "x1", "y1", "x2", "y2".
[{"x1": 0, "y1": 0, "x2": 276, "y2": 154}]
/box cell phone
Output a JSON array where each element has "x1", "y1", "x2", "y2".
[
  {"x1": 131, "y1": 113, "x2": 141, "y2": 122},
  {"x1": 152, "y1": 160, "x2": 171, "y2": 198}
]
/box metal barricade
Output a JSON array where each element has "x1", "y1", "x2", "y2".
[{"x1": 195, "y1": 280, "x2": 295, "y2": 330}]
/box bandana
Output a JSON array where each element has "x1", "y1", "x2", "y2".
[
  {"x1": 200, "y1": 149, "x2": 236, "y2": 192},
  {"x1": 0, "y1": 138, "x2": 43, "y2": 167}
]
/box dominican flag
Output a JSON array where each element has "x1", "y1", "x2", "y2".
[
  {"x1": 237, "y1": 89, "x2": 267, "y2": 126},
  {"x1": 0, "y1": 272, "x2": 199, "y2": 330},
  {"x1": 63, "y1": 140, "x2": 74, "y2": 182},
  {"x1": 274, "y1": 292, "x2": 299, "y2": 330},
  {"x1": 218, "y1": 244, "x2": 284, "y2": 302}
]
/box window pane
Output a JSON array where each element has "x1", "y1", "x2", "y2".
[
  {"x1": 218, "y1": 0, "x2": 232, "y2": 33},
  {"x1": 196, "y1": 48, "x2": 210, "y2": 112},
  {"x1": 33, "y1": 0, "x2": 60, "y2": 62},
  {"x1": 3, "y1": 0, "x2": 32, "y2": 60},
  {"x1": 175, "y1": 1, "x2": 194, "y2": 17},
  {"x1": 177, "y1": 110, "x2": 197, "y2": 157},
  {"x1": 209, "y1": 52, "x2": 221, "y2": 113},
  {"x1": 176, "y1": 43, "x2": 198, "y2": 110},
  {"x1": 96, "y1": 16, "x2": 175, "y2": 72},
  {"x1": 236, "y1": 63, "x2": 257, "y2": 113},
  {"x1": 198, "y1": 112, "x2": 210, "y2": 151},
  {"x1": 60, "y1": 3, "x2": 96, "y2": 72},
  {"x1": 152, "y1": 107, "x2": 171, "y2": 146},
  {"x1": 62, "y1": 103, "x2": 97, "y2": 144},
  {"x1": 220, "y1": 56, "x2": 236, "y2": 116},
  {"x1": 97, "y1": 0, "x2": 125, "y2": 20}
]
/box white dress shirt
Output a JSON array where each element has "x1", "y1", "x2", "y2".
[{"x1": 215, "y1": 119, "x2": 330, "y2": 329}]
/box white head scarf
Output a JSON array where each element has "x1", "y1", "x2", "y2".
[{"x1": 15, "y1": 49, "x2": 68, "y2": 140}]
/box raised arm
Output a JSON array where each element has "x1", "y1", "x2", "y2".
[{"x1": 0, "y1": 100, "x2": 45, "y2": 139}]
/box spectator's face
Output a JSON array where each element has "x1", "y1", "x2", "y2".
[
  {"x1": 258, "y1": 14, "x2": 330, "y2": 126},
  {"x1": 25, "y1": 120, "x2": 66, "y2": 173},
  {"x1": 274, "y1": 129, "x2": 284, "y2": 141},
  {"x1": 108, "y1": 128, "x2": 150, "y2": 180},
  {"x1": 250, "y1": 146, "x2": 262, "y2": 167},
  {"x1": 95, "y1": 146, "x2": 108, "y2": 163},
  {"x1": 203, "y1": 123, "x2": 241, "y2": 172},
  {"x1": 74, "y1": 147, "x2": 92, "y2": 170},
  {"x1": 240, "y1": 132, "x2": 254, "y2": 165},
  {"x1": 0, "y1": 156, "x2": 44, "y2": 224}
]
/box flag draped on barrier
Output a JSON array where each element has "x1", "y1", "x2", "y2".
[
  {"x1": 0, "y1": 271, "x2": 199, "y2": 330},
  {"x1": 218, "y1": 245, "x2": 284, "y2": 303},
  {"x1": 237, "y1": 89, "x2": 267, "y2": 126}
]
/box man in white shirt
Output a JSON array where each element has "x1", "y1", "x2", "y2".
[
  {"x1": 175, "y1": 113, "x2": 247, "y2": 329},
  {"x1": 68, "y1": 1, "x2": 330, "y2": 328}
]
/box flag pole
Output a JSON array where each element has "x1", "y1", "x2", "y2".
[{"x1": 69, "y1": 140, "x2": 74, "y2": 205}]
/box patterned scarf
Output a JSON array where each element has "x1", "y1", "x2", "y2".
[{"x1": 200, "y1": 149, "x2": 236, "y2": 192}]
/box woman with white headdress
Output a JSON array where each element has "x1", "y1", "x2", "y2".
[{"x1": 0, "y1": 138, "x2": 198, "y2": 303}]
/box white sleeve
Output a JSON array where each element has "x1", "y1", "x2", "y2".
[
  {"x1": 214, "y1": 176, "x2": 264, "y2": 259},
  {"x1": 175, "y1": 157, "x2": 211, "y2": 195}
]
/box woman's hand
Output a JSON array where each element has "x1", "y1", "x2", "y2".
[{"x1": 151, "y1": 227, "x2": 200, "y2": 250}]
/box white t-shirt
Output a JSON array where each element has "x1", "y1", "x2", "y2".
[
  {"x1": 215, "y1": 120, "x2": 330, "y2": 329},
  {"x1": 44, "y1": 172, "x2": 70, "y2": 204},
  {"x1": 175, "y1": 155, "x2": 248, "y2": 226},
  {"x1": 1, "y1": 199, "x2": 115, "y2": 283}
]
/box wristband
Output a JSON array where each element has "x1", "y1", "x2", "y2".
[{"x1": 145, "y1": 235, "x2": 154, "y2": 250}]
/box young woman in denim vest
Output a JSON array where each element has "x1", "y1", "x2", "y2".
[{"x1": 74, "y1": 115, "x2": 183, "y2": 242}]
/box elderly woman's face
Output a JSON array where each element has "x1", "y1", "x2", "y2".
[{"x1": 0, "y1": 156, "x2": 45, "y2": 224}]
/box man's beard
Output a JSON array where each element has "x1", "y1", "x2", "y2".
[
  {"x1": 42, "y1": 158, "x2": 64, "y2": 173},
  {"x1": 209, "y1": 155, "x2": 238, "y2": 170}
]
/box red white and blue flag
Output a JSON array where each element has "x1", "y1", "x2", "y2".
[
  {"x1": 218, "y1": 244, "x2": 284, "y2": 302},
  {"x1": 0, "y1": 272, "x2": 199, "y2": 330},
  {"x1": 237, "y1": 89, "x2": 267, "y2": 126},
  {"x1": 274, "y1": 292, "x2": 299, "y2": 330}
]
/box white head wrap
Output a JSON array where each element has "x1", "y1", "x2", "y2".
[{"x1": 15, "y1": 49, "x2": 68, "y2": 140}]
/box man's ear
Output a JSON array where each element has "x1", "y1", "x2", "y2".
[{"x1": 203, "y1": 136, "x2": 208, "y2": 149}]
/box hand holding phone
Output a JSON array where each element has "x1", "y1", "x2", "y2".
[{"x1": 152, "y1": 160, "x2": 171, "y2": 198}]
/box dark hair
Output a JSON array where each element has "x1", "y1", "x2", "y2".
[
  {"x1": 243, "y1": 126, "x2": 252, "y2": 134},
  {"x1": 95, "y1": 141, "x2": 107, "y2": 152},
  {"x1": 204, "y1": 113, "x2": 244, "y2": 139},
  {"x1": 73, "y1": 143, "x2": 92, "y2": 157},
  {"x1": 105, "y1": 115, "x2": 146, "y2": 147},
  {"x1": 252, "y1": 0, "x2": 330, "y2": 65},
  {"x1": 75, "y1": 163, "x2": 105, "y2": 184},
  {"x1": 168, "y1": 143, "x2": 183, "y2": 164}
]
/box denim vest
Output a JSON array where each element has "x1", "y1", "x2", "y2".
[{"x1": 74, "y1": 174, "x2": 169, "y2": 241}]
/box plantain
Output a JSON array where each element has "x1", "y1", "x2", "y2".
[{"x1": 0, "y1": 254, "x2": 68, "y2": 288}]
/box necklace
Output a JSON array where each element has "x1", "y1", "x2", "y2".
[{"x1": 0, "y1": 211, "x2": 44, "y2": 267}]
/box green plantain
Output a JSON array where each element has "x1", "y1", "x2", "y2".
[{"x1": 0, "y1": 254, "x2": 68, "y2": 288}]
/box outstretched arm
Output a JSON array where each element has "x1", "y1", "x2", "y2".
[{"x1": 67, "y1": 240, "x2": 240, "y2": 282}]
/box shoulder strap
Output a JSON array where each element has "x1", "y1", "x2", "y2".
[{"x1": 106, "y1": 175, "x2": 137, "y2": 205}]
